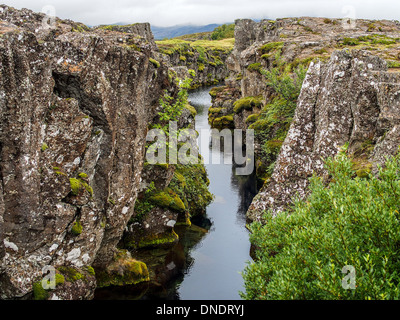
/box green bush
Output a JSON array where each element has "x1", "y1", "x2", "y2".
[
  {"x1": 211, "y1": 24, "x2": 235, "y2": 40},
  {"x1": 242, "y1": 151, "x2": 400, "y2": 300}
]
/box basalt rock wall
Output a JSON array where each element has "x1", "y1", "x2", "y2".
[{"x1": 0, "y1": 5, "x2": 173, "y2": 299}]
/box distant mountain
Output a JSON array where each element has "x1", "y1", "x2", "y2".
[{"x1": 151, "y1": 24, "x2": 222, "y2": 40}]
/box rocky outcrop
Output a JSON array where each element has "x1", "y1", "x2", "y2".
[
  {"x1": 0, "y1": 6, "x2": 172, "y2": 299},
  {"x1": 209, "y1": 16, "x2": 400, "y2": 194},
  {"x1": 248, "y1": 50, "x2": 400, "y2": 221},
  {"x1": 95, "y1": 23, "x2": 157, "y2": 50},
  {"x1": 157, "y1": 41, "x2": 231, "y2": 88},
  {"x1": 214, "y1": 17, "x2": 400, "y2": 126}
]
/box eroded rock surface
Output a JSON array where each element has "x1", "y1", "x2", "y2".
[
  {"x1": 0, "y1": 5, "x2": 171, "y2": 298},
  {"x1": 248, "y1": 50, "x2": 400, "y2": 221}
]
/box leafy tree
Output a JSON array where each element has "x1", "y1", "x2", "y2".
[
  {"x1": 242, "y1": 149, "x2": 400, "y2": 300},
  {"x1": 211, "y1": 24, "x2": 235, "y2": 40}
]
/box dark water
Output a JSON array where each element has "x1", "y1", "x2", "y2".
[
  {"x1": 176, "y1": 87, "x2": 257, "y2": 300},
  {"x1": 95, "y1": 86, "x2": 258, "y2": 300}
]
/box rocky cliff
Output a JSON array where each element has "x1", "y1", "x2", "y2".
[
  {"x1": 156, "y1": 39, "x2": 233, "y2": 89},
  {"x1": 248, "y1": 49, "x2": 400, "y2": 221},
  {"x1": 204, "y1": 17, "x2": 400, "y2": 221},
  {"x1": 0, "y1": 5, "x2": 204, "y2": 299}
]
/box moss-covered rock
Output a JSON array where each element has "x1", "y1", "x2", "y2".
[
  {"x1": 150, "y1": 189, "x2": 186, "y2": 213},
  {"x1": 212, "y1": 115, "x2": 234, "y2": 129},
  {"x1": 71, "y1": 220, "x2": 83, "y2": 236},
  {"x1": 96, "y1": 250, "x2": 150, "y2": 288},
  {"x1": 149, "y1": 58, "x2": 160, "y2": 68},
  {"x1": 136, "y1": 230, "x2": 179, "y2": 249},
  {"x1": 233, "y1": 96, "x2": 264, "y2": 114}
]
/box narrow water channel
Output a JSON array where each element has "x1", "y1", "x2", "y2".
[
  {"x1": 94, "y1": 86, "x2": 258, "y2": 300},
  {"x1": 176, "y1": 86, "x2": 257, "y2": 300}
]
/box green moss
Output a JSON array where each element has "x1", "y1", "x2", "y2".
[
  {"x1": 367, "y1": 23, "x2": 376, "y2": 32},
  {"x1": 343, "y1": 38, "x2": 360, "y2": 46},
  {"x1": 85, "y1": 266, "x2": 95, "y2": 276},
  {"x1": 96, "y1": 258, "x2": 150, "y2": 288},
  {"x1": 259, "y1": 42, "x2": 284, "y2": 54},
  {"x1": 58, "y1": 267, "x2": 86, "y2": 282},
  {"x1": 351, "y1": 157, "x2": 373, "y2": 179},
  {"x1": 128, "y1": 44, "x2": 142, "y2": 52},
  {"x1": 209, "y1": 86, "x2": 225, "y2": 98},
  {"x1": 69, "y1": 178, "x2": 81, "y2": 196},
  {"x1": 246, "y1": 113, "x2": 261, "y2": 124},
  {"x1": 188, "y1": 69, "x2": 196, "y2": 77},
  {"x1": 32, "y1": 282, "x2": 49, "y2": 300},
  {"x1": 208, "y1": 107, "x2": 224, "y2": 114},
  {"x1": 69, "y1": 177, "x2": 94, "y2": 197},
  {"x1": 247, "y1": 63, "x2": 263, "y2": 73},
  {"x1": 149, "y1": 58, "x2": 160, "y2": 68},
  {"x1": 213, "y1": 115, "x2": 234, "y2": 129},
  {"x1": 150, "y1": 189, "x2": 186, "y2": 213},
  {"x1": 314, "y1": 48, "x2": 328, "y2": 54},
  {"x1": 98, "y1": 25, "x2": 115, "y2": 31},
  {"x1": 387, "y1": 60, "x2": 400, "y2": 68},
  {"x1": 135, "y1": 231, "x2": 179, "y2": 249},
  {"x1": 233, "y1": 96, "x2": 264, "y2": 114},
  {"x1": 288, "y1": 57, "x2": 317, "y2": 71},
  {"x1": 55, "y1": 274, "x2": 65, "y2": 286},
  {"x1": 41, "y1": 143, "x2": 49, "y2": 152},
  {"x1": 71, "y1": 220, "x2": 83, "y2": 236},
  {"x1": 168, "y1": 164, "x2": 214, "y2": 217},
  {"x1": 78, "y1": 173, "x2": 88, "y2": 179},
  {"x1": 179, "y1": 55, "x2": 187, "y2": 62},
  {"x1": 198, "y1": 63, "x2": 205, "y2": 72},
  {"x1": 81, "y1": 182, "x2": 94, "y2": 196},
  {"x1": 185, "y1": 104, "x2": 197, "y2": 117}
]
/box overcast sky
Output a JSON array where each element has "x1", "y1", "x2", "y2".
[{"x1": 2, "y1": 0, "x2": 400, "y2": 27}]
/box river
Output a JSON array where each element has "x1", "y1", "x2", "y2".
[{"x1": 94, "y1": 85, "x2": 258, "y2": 300}]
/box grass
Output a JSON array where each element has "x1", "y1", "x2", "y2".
[{"x1": 156, "y1": 38, "x2": 235, "y2": 52}]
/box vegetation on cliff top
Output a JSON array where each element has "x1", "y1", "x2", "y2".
[
  {"x1": 242, "y1": 150, "x2": 400, "y2": 300},
  {"x1": 156, "y1": 38, "x2": 234, "y2": 55},
  {"x1": 210, "y1": 24, "x2": 235, "y2": 40}
]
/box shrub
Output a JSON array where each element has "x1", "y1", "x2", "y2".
[
  {"x1": 211, "y1": 24, "x2": 235, "y2": 40},
  {"x1": 242, "y1": 151, "x2": 400, "y2": 300}
]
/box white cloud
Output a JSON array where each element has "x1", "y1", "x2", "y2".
[{"x1": 2, "y1": 0, "x2": 400, "y2": 27}]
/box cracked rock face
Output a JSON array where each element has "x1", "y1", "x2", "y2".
[
  {"x1": 0, "y1": 6, "x2": 170, "y2": 298},
  {"x1": 248, "y1": 50, "x2": 400, "y2": 221}
]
